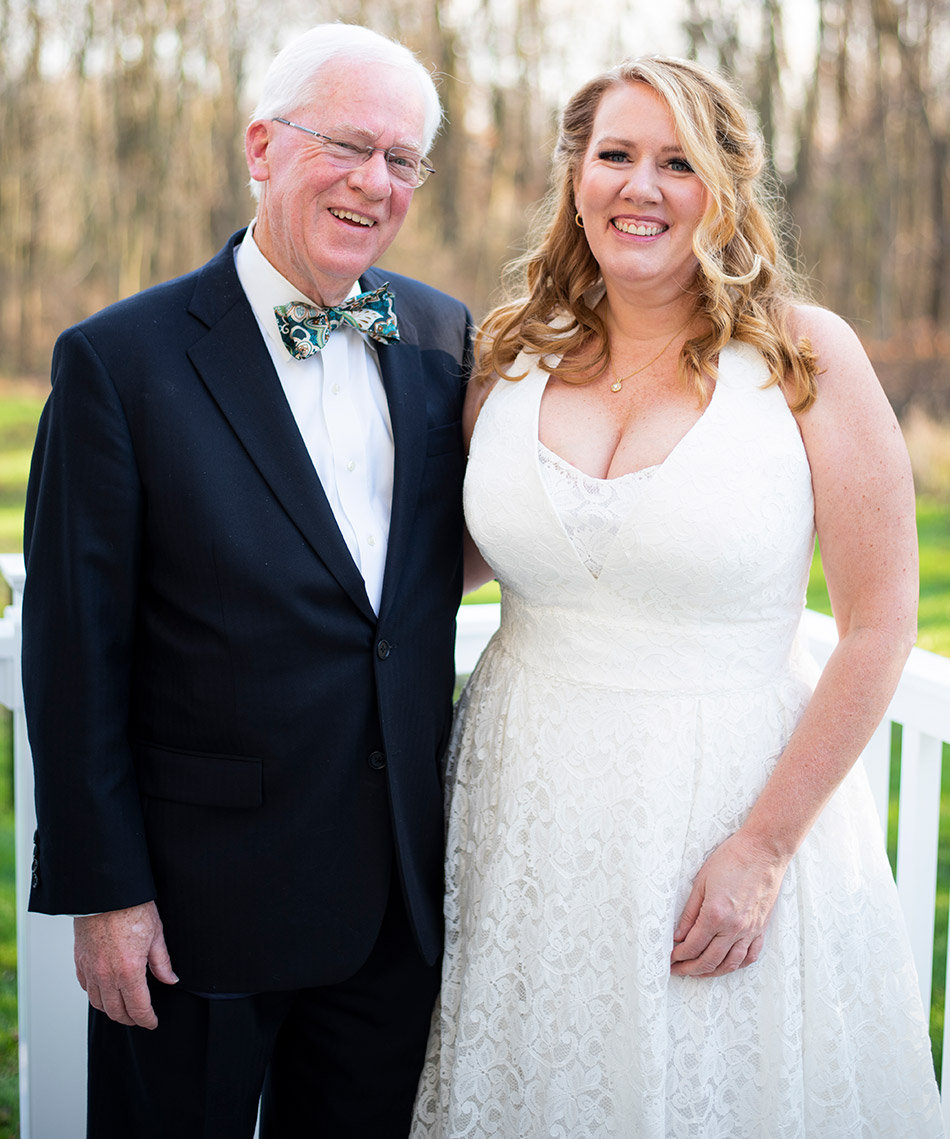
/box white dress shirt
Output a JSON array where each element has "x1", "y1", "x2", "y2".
[{"x1": 235, "y1": 225, "x2": 394, "y2": 614}]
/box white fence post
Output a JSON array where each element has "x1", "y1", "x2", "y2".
[
  {"x1": 896, "y1": 727, "x2": 945, "y2": 1015},
  {"x1": 0, "y1": 554, "x2": 87, "y2": 1139}
]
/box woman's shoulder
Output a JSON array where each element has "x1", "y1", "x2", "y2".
[
  {"x1": 785, "y1": 303, "x2": 865, "y2": 360},
  {"x1": 783, "y1": 304, "x2": 895, "y2": 436},
  {"x1": 781, "y1": 304, "x2": 887, "y2": 415}
]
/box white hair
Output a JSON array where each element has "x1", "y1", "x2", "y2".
[{"x1": 250, "y1": 23, "x2": 442, "y2": 149}]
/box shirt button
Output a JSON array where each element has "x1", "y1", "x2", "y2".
[
  {"x1": 376, "y1": 639, "x2": 392, "y2": 660},
  {"x1": 367, "y1": 750, "x2": 386, "y2": 770},
  {"x1": 331, "y1": 383, "x2": 341, "y2": 395},
  {"x1": 367, "y1": 534, "x2": 376, "y2": 547},
  {"x1": 346, "y1": 460, "x2": 356, "y2": 472}
]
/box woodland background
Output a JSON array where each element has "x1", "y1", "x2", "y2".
[{"x1": 1, "y1": 0, "x2": 949, "y2": 500}]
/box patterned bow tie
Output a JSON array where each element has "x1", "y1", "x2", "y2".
[{"x1": 274, "y1": 284, "x2": 399, "y2": 359}]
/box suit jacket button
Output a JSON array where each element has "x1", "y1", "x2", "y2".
[
  {"x1": 376, "y1": 639, "x2": 392, "y2": 660},
  {"x1": 368, "y1": 751, "x2": 386, "y2": 770}
]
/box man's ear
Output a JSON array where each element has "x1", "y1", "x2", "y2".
[{"x1": 245, "y1": 120, "x2": 272, "y2": 186}]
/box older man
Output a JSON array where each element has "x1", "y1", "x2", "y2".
[{"x1": 22, "y1": 23, "x2": 469, "y2": 1138}]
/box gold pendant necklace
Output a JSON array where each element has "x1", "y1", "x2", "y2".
[{"x1": 609, "y1": 321, "x2": 691, "y2": 393}]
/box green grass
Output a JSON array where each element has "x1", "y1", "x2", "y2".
[
  {"x1": 0, "y1": 390, "x2": 40, "y2": 1132},
  {"x1": 461, "y1": 580, "x2": 502, "y2": 605},
  {"x1": 0, "y1": 714, "x2": 16, "y2": 1139},
  {"x1": 929, "y1": 736, "x2": 950, "y2": 1083},
  {"x1": 0, "y1": 390, "x2": 45, "y2": 554}
]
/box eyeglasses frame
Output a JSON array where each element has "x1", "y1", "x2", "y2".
[{"x1": 271, "y1": 117, "x2": 435, "y2": 187}]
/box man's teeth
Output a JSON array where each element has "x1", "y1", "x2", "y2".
[
  {"x1": 330, "y1": 209, "x2": 374, "y2": 226},
  {"x1": 613, "y1": 220, "x2": 666, "y2": 236}
]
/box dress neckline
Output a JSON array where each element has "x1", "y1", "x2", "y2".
[
  {"x1": 524, "y1": 349, "x2": 726, "y2": 585},
  {"x1": 538, "y1": 440, "x2": 659, "y2": 483},
  {"x1": 535, "y1": 344, "x2": 725, "y2": 482}
]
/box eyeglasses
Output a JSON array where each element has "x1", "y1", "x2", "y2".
[{"x1": 272, "y1": 118, "x2": 435, "y2": 187}]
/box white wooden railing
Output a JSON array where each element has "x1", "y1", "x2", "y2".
[{"x1": 2, "y1": 558, "x2": 950, "y2": 1136}]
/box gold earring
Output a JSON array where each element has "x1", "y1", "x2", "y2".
[{"x1": 574, "y1": 212, "x2": 584, "y2": 228}]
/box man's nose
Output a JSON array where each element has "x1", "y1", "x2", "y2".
[{"x1": 348, "y1": 149, "x2": 393, "y2": 198}]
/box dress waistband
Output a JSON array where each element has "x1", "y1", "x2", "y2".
[{"x1": 491, "y1": 591, "x2": 809, "y2": 696}]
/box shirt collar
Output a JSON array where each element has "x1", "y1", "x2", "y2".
[{"x1": 235, "y1": 222, "x2": 363, "y2": 357}]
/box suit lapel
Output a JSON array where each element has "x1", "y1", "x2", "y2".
[
  {"x1": 187, "y1": 234, "x2": 376, "y2": 622},
  {"x1": 362, "y1": 270, "x2": 429, "y2": 621}
]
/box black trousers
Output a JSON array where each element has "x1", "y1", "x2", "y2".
[{"x1": 86, "y1": 875, "x2": 441, "y2": 1139}]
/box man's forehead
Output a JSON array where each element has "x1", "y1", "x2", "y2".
[{"x1": 302, "y1": 58, "x2": 427, "y2": 144}]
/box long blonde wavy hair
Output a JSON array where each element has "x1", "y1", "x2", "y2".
[{"x1": 476, "y1": 56, "x2": 819, "y2": 411}]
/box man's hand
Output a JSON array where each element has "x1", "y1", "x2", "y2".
[{"x1": 74, "y1": 901, "x2": 178, "y2": 1029}]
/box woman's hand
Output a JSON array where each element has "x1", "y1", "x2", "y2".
[{"x1": 669, "y1": 831, "x2": 789, "y2": 978}]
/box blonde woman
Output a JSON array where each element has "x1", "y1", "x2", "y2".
[{"x1": 412, "y1": 57, "x2": 942, "y2": 1137}]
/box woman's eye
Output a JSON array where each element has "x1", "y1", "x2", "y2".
[
  {"x1": 598, "y1": 150, "x2": 630, "y2": 163},
  {"x1": 668, "y1": 157, "x2": 694, "y2": 173}
]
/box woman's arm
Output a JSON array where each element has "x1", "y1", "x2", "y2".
[
  {"x1": 462, "y1": 375, "x2": 499, "y2": 595},
  {"x1": 670, "y1": 305, "x2": 918, "y2": 977}
]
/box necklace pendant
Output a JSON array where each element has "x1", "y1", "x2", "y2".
[{"x1": 610, "y1": 379, "x2": 623, "y2": 393}]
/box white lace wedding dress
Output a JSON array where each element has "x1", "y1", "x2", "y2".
[{"x1": 411, "y1": 341, "x2": 944, "y2": 1138}]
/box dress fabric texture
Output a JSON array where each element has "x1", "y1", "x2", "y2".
[{"x1": 411, "y1": 341, "x2": 944, "y2": 1138}]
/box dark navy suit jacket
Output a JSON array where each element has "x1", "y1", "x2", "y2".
[{"x1": 22, "y1": 229, "x2": 470, "y2": 993}]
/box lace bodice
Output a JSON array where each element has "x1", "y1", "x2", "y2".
[{"x1": 537, "y1": 442, "x2": 658, "y2": 579}]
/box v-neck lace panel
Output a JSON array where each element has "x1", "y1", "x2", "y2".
[{"x1": 537, "y1": 442, "x2": 658, "y2": 579}]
